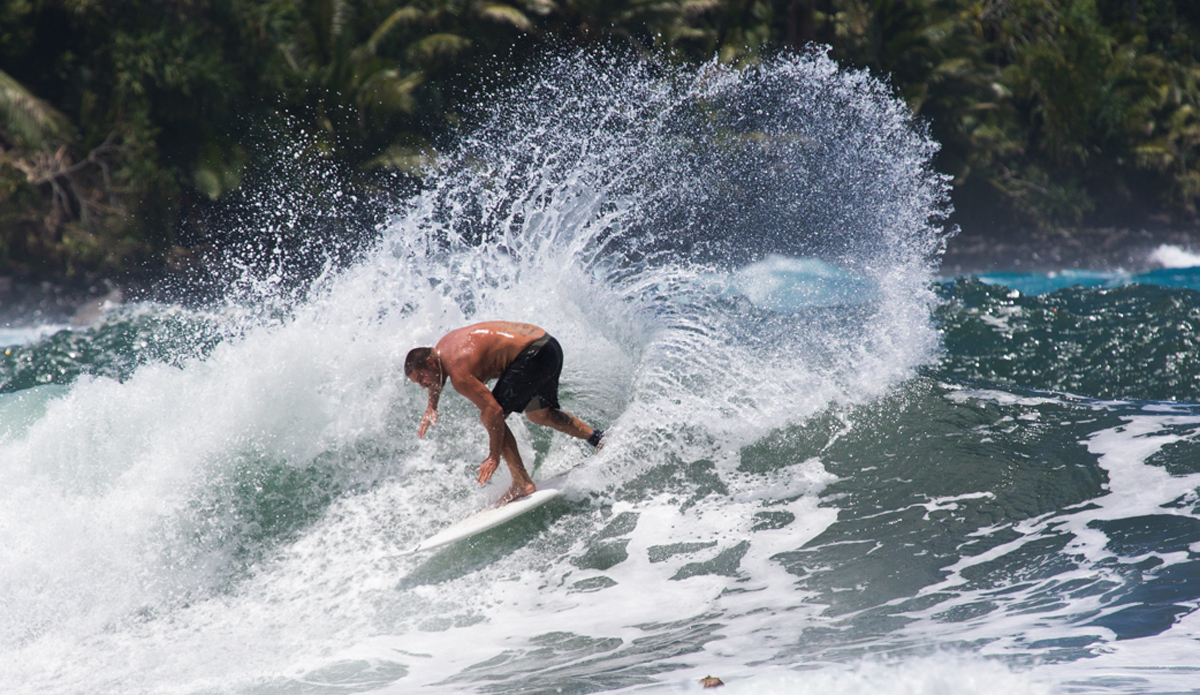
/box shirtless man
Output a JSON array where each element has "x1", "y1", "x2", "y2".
[{"x1": 405, "y1": 321, "x2": 605, "y2": 504}]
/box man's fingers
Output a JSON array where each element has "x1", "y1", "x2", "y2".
[
  {"x1": 418, "y1": 412, "x2": 436, "y2": 438},
  {"x1": 477, "y1": 459, "x2": 498, "y2": 484}
]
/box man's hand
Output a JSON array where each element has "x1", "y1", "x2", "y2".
[
  {"x1": 477, "y1": 455, "x2": 500, "y2": 485},
  {"x1": 418, "y1": 408, "x2": 437, "y2": 438}
]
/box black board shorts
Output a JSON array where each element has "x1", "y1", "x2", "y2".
[{"x1": 491, "y1": 335, "x2": 563, "y2": 414}]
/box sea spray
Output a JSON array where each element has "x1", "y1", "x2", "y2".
[
  {"x1": 363, "y1": 49, "x2": 951, "y2": 480},
  {"x1": 0, "y1": 50, "x2": 954, "y2": 694}
]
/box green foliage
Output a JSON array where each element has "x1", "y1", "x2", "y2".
[
  {"x1": 1, "y1": 0, "x2": 1199, "y2": 277},
  {"x1": 801, "y1": 0, "x2": 1200, "y2": 228},
  {"x1": 0, "y1": 69, "x2": 75, "y2": 148}
]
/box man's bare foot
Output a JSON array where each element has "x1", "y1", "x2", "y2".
[{"x1": 495, "y1": 481, "x2": 537, "y2": 506}]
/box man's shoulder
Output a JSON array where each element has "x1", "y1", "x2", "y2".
[
  {"x1": 494, "y1": 321, "x2": 545, "y2": 341},
  {"x1": 439, "y1": 321, "x2": 545, "y2": 367}
]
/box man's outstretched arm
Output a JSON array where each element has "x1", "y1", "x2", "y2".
[
  {"x1": 418, "y1": 380, "x2": 443, "y2": 438},
  {"x1": 450, "y1": 375, "x2": 510, "y2": 482}
]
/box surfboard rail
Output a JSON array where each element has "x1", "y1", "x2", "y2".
[{"x1": 399, "y1": 488, "x2": 564, "y2": 555}]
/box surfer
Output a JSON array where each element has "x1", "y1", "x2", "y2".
[{"x1": 405, "y1": 321, "x2": 605, "y2": 504}]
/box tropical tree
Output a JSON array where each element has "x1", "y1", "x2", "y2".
[{"x1": 4, "y1": 0, "x2": 1200, "y2": 277}]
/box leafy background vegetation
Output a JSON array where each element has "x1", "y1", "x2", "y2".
[{"x1": 1, "y1": 0, "x2": 1198, "y2": 278}]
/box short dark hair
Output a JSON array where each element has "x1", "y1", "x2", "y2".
[{"x1": 405, "y1": 347, "x2": 434, "y2": 376}]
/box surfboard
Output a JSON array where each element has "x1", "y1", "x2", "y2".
[{"x1": 399, "y1": 466, "x2": 578, "y2": 555}]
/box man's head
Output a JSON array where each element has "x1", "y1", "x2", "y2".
[{"x1": 405, "y1": 347, "x2": 440, "y2": 387}]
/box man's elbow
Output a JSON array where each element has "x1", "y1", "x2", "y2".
[{"x1": 480, "y1": 405, "x2": 506, "y2": 427}]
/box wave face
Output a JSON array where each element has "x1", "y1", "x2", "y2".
[{"x1": 9, "y1": 51, "x2": 1200, "y2": 695}]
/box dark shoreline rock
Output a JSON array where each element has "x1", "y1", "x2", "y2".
[{"x1": 0, "y1": 274, "x2": 133, "y2": 328}]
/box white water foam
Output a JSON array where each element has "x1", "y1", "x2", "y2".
[
  {"x1": 1148, "y1": 244, "x2": 1200, "y2": 269},
  {"x1": 0, "y1": 51, "x2": 949, "y2": 694},
  {"x1": 0, "y1": 323, "x2": 69, "y2": 347},
  {"x1": 695, "y1": 656, "x2": 1057, "y2": 695},
  {"x1": 888, "y1": 390, "x2": 1200, "y2": 692}
]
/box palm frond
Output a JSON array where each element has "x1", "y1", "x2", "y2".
[
  {"x1": 359, "y1": 68, "x2": 425, "y2": 114},
  {"x1": 475, "y1": 2, "x2": 534, "y2": 32},
  {"x1": 0, "y1": 69, "x2": 74, "y2": 148},
  {"x1": 517, "y1": 0, "x2": 556, "y2": 16},
  {"x1": 367, "y1": 6, "x2": 428, "y2": 54},
  {"x1": 409, "y1": 33, "x2": 472, "y2": 64}
]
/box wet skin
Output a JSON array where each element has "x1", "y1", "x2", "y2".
[{"x1": 409, "y1": 321, "x2": 596, "y2": 504}]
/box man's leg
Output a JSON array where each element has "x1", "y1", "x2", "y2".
[
  {"x1": 497, "y1": 422, "x2": 536, "y2": 504},
  {"x1": 525, "y1": 405, "x2": 595, "y2": 441}
]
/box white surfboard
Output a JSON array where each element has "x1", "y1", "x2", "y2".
[{"x1": 399, "y1": 467, "x2": 577, "y2": 555}]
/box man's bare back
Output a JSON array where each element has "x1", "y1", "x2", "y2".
[
  {"x1": 405, "y1": 322, "x2": 604, "y2": 505},
  {"x1": 437, "y1": 322, "x2": 547, "y2": 383}
]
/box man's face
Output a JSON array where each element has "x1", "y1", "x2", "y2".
[{"x1": 409, "y1": 367, "x2": 438, "y2": 389}]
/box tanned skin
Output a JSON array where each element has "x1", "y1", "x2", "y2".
[{"x1": 408, "y1": 321, "x2": 597, "y2": 504}]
